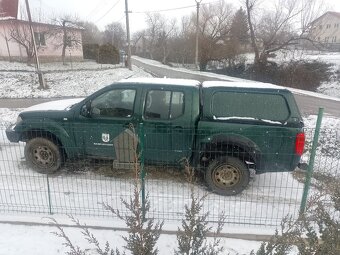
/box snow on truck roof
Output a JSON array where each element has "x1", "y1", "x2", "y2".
[
  {"x1": 119, "y1": 78, "x2": 287, "y2": 90},
  {"x1": 118, "y1": 77, "x2": 201, "y2": 87},
  {"x1": 202, "y1": 81, "x2": 287, "y2": 90}
]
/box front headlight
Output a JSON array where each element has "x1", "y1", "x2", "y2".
[{"x1": 15, "y1": 116, "x2": 22, "y2": 125}]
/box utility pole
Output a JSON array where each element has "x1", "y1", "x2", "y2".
[
  {"x1": 125, "y1": 0, "x2": 132, "y2": 70},
  {"x1": 25, "y1": 0, "x2": 46, "y2": 89},
  {"x1": 195, "y1": 0, "x2": 202, "y2": 70}
]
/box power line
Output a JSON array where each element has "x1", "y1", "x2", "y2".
[
  {"x1": 86, "y1": 0, "x2": 109, "y2": 18},
  {"x1": 130, "y1": 0, "x2": 219, "y2": 14},
  {"x1": 131, "y1": 4, "x2": 196, "y2": 14},
  {"x1": 94, "y1": 0, "x2": 122, "y2": 23}
]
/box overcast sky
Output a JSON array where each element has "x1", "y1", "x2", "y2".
[{"x1": 24, "y1": 0, "x2": 340, "y2": 32}]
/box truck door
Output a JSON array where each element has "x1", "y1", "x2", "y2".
[
  {"x1": 141, "y1": 87, "x2": 196, "y2": 164},
  {"x1": 74, "y1": 87, "x2": 139, "y2": 161}
]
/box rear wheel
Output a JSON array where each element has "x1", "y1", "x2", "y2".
[
  {"x1": 205, "y1": 156, "x2": 250, "y2": 196},
  {"x1": 24, "y1": 137, "x2": 63, "y2": 174}
]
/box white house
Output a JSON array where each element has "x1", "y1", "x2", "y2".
[{"x1": 310, "y1": 11, "x2": 340, "y2": 49}]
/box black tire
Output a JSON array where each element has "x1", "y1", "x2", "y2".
[
  {"x1": 24, "y1": 137, "x2": 63, "y2": 174},
  {"x1": 205, "y1": 156, "x2": 250, "y2": 196}
]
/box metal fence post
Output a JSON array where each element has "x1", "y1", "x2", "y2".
[
  {"x1": 138, "y1": 122, "x2": 146, "y2": 219},
  {"x1": 46, "y1": 175, "x2": 53, "y2": 214},
  {"x1": 299, "y1": 107, "x2": 324, "y2": 215}
]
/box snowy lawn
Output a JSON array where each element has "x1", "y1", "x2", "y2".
[
  {"x1": 0, "y1": 221, "x2": 267, "y2": 255},
  {"x1": 0, "y1": 60, "x2": 125, "y2": 72},
  {"x1": 0, "y1": 63, "x2": 152, "y2": 98}
]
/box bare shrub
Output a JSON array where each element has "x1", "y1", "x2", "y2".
[{"x1": 244, "y1": 60, "x2": 333, "y2": 91}]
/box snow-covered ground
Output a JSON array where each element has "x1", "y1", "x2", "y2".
[
  {"x1": 0, "y1": 221, "x2": 265, "y2": 255},
  {"x1": 0, "y1": 62, "x2": 152, "y2": 98},
  {"x1": 0, "y1": 60, "x2": 124, "y2": 72}
]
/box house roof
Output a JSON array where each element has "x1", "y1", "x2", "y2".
[
  {"x1": 0, "y1": 18, "x2": 83, "y2": 30},
  {"x1": 311, "y1": 11, "x2": 340, "y2": 25}
]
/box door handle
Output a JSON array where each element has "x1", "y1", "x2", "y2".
[
  {"x1": 173, "y1": 126, "x2": 183, "y2": 133},
  {"x1": 123, "y1": 123, "x2": 134, "y2": 129}
]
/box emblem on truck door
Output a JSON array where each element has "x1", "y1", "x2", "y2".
[{"x1": 102, "y1": 133, "x2": 110, "y2": 143}]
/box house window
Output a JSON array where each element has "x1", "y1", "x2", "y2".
[
  {"x1": 63, "y1": 35, "x2": 73, "y2": 47},
  {"x1": 326, "y1": 24, "x2": 331, "y2": 28},
  {"x1": 335, "y1": 23, "x2": 339, "y2": 29},
  {"x1": 34, "y1": 32, "x2": 46, "y2": 46},
  {"x1": 325, "y1": 37, "x2": 329, "y2": 42},
  {"x1": 332, "y1": 36, "x2": 337, "y2": 43}
]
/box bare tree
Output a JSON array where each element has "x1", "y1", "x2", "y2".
[
  {"x1": 157, "y1": 18, "x2": 177, "y2": 64},
  {"x1": 197, "y1": 0, "x2": 235, "y2": 70},
  {"x1": 244, "y1": 0, "x2": 325, "y2": 69},
  {"x1": 131, "y1": 29, "x2": 146, "y2": 56},
  {"x1": 51, "y1": 16, "x2": 83, "y2": 65},
  {"x1": 168, "y1": 16, "x2": 195, "y2": 65},
  {"x1": 103, "y1": 22, "x2": 126, "y2": 49},
  {"x1": 77, "y1": 21, "x2": 102, "y2": 45},
  {"x1": 8, "y1": 20, "x2": 35, "y2": 65},
  {"x1": 144, "y1": 13, "x2": 163, "y2": 60},
  {"x1": 144, "y1": 13, "x2": 177, "y2": 63}
]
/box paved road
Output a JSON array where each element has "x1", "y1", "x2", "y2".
[
  {"x1": 0, "y1": 98, "x2": 57, "y2": 108},
  {"x1": 1, "y1": 58, "x2": 340, "y2": 118},
  {"x1": 132, "y1": 58, "x2": 340, "y2": 118}
]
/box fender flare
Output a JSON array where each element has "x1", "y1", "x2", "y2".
[{"x1": 198, "y1": 133, "x2": 263, "y2": 169}]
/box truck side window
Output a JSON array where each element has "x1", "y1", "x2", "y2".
[
  {"x1": 212, "y1": 92, "x2": 289, "y2": 121},
  {"x1": 144, "y1": 90, "x2": 184, "y2": 120},
  {"x1": 90, "y1": 89, "x2": 136, "y2": 118}
]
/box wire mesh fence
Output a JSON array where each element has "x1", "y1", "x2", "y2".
[{"x1": 0, "y1": 121, "x2": 339, "y2": 227}]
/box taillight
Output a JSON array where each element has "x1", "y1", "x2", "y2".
[{"x1": 295, "y1": 132, "x2": 305, "y2": 156}]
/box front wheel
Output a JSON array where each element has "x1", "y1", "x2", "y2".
[
  {"x1": 205, "y1": 156, "x2": 250, "y2": 196},
  {"x1": 24, "y1": 137, "x2": 63, "y2": 174}
]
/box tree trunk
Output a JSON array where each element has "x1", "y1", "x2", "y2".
[
  {"x1": 62, "y1": 44, "x2": 67, "y2": 65},
  {"x1": 62, "y1": 20, "x2": 67, "y2": 65},
  {"x1": 199, "y1": 60, "x2": 208, "y2": 71},
  {"x1": 245, "y1": 0, "x2": 259, "y2": 64},
  {"x1": 162, "y1": 45, "x2": 167, "y2": 64}
]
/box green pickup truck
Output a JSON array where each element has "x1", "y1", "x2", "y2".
[{"x1": 6, "y1": 78, "x2": 305, "y2": 195}]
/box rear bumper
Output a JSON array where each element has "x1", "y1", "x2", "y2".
[{"x1": 5, "y1": 125, "x2": 20, "y2": 142}]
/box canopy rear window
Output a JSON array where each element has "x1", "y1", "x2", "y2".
[{"x1": 212, "y1": 92, "x2": 289, "y2": 121}]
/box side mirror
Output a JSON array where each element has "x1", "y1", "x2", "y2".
[{"x1": 80, "y1": 103, "x2": 90, "y2": 117}]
